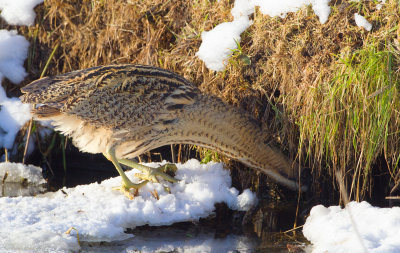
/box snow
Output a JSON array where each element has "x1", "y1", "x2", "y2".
[
  {"x1": 255, "y1": 0, "x2": 331, "y2": 23},
  {"x1": 0, "y1": 162, "x2": 45, "y2": 184},
  {"x1": 309, "y1": 0, "x2": 331, "y2": 24},
  {"x1": 376, "y1": 0, "x2": 386, "y2": 10},
  {"x1": 196, "y1": 16, "x2": 252, "y2": 71},
  {"x1": 0, "y1": 30, "x2": 29, "y2": 84},
  {"x1": 303, "y1": 201, "x2": 400, "y2": 253},
  {"x1": 0, "y1": 5, "x2": 34, "y2": 150},
  {"x1": 0, "y1": 84, "x2": 31, "y2": 149},
  {"x1": 355, "y1": 13, "x2": 372, "y2": 31},
  {"x1": 0, "y1": 0, "x2": 44, "y2": 26},
  {"x1": 0, "y1": 160, "x2": 257, "y2": 252},
  {"x1": 0, "y1": 162, "x2": 46, "y2": 197},
  {"x1": 231, "y1": 0, "x2": 256, "y2": 19},
  {"x1": 197, "y1": 0, "x2": 332, "y2": 71}
]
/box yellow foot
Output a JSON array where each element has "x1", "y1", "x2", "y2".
[
  {"x1": 118, "y1": 159, "x2": 179, "y2": 184},
  {"x1": 134, "y1": 164, "x2": 178, "y2": 184},
  {"x1": 112, "y1": 180, "x2": 148, "y2": 200},
  {"x1": 104, "y1": 148, "x2": 149, "y2": 199}
]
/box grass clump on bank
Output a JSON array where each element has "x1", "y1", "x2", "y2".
[{"x1": 298, "y1": 42, "x2": 400, "y2": 200}]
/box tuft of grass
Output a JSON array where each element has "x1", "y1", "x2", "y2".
[
  {"x1": 298, "y1": 41, "x2": 400, "y2": 200},
  {"x1": 229, "y1": 39, "x2": 251, "y2": 67},
  {"x1": 196, "y1": 146, "x2": 220, "y2": 164}
]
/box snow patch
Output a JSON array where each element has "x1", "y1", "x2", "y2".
[
  {"x1": 0, "y1": 84, "x2": 31, "y2": 149},
  {"x1": 231, "y1": 0, "x2": 255, "y2": 19},
  {"x1": 0, "y1": 0, "x2": 44, "y2": 26},
  {"x1": 310, "y1": 0, "x2": 331, "y2": 24},
  {"x1": 0, "y1": 1, "x2": 39, "y2": 151},
  {"x1": 0, "y1": 160, "x2": 257, "y2": 252},
  {"x1": 196, "y1": 16, "x2": 252, "y2": 71},
  {"x1": 303, "y1": 201, "x2": 400, "y2": 253},
  {"x1": 0, "y1": 30, "x2": 29, "y2": 84},
  {"x1": 354, "y1": 13, "x2": 372, "y2": 31}
]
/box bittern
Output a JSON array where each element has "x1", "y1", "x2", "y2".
[{"x1": 21, "y1": 64, "x2": 306, "y2": 197}]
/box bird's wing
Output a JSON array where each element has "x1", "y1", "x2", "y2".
[
  {"x1": 66, "y1": 66, "x2": 199, "y2": 130},
  {"x1": 20, "y1": 64, "x2": 199, "y2": 124}
]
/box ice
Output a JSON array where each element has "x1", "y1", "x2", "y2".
[
  {"x1": 79, "y1": 233, "x2": 257, "y2": 253},
  {"x1": 0, "y1": 162, "x2": 45, "y2": 184}
]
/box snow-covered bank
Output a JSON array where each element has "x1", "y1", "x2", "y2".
[
  {"x1": 0, "y1": 0, "x2": 43, "y2": 152},
  {"x1": 303, "y1": 201, "x2": 400, "y2": 253},
  {"x1": 197, "y1": 0, "x2": 378, "y2": 71},
  {"x1": 0, "y1": 160, "x2": 257, "y2": 252},
  {"x1": 196, "y1": 0, "x2": 332, "y2": 71},
  {"x1": 0, "y1": 30, "x2": 31, "y2": 150}
]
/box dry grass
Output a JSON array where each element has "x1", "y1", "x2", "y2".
[{"x1": 2, "y1": 0, "x2": 399, "y2": 200}]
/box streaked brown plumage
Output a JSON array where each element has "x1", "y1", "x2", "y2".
[{"x1": 21, "y1": 64, "x2": 306, "y2": 191}]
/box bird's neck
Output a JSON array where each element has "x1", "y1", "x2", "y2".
[{"x1": 172, "y1": 96, "x2": 301, "y2": 190}]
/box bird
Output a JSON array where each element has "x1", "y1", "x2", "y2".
[{"x1": 21, "y1": 64, "x2": 306, "y2": 197}]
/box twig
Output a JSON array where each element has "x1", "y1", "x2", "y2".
[
  {"x1": 283, "y1": 225, "x2": 304, "y2": 234},
  {"x1": 22, "y1": 43, "x2": 59, "y2": 164},
  {"x1": 61, "y1": 136, "x2": 67, "y2": 174},
  {"x1": 2, "y1": 172, "x2": 8, "y2": 184},
  {"x1": 41, "y1": 43, "x2": 59, "y2": 79},
  {"x1": 385, "y1": 196, "x2": 400, "y2": 200},
  {"x1": 22, "y1": 119, "x2": 33, "y2": 164},
  {"x1": 65, "y1": 227, "x2": 80, "y2": 245},
  {"x1": 390, "y1": 180, "x2": 400, "y2": 195},
  {"x1": 171, "y1": 144, "x2": 176, "y2": 163},
  {"x1": 4, "y1": 148, "x2": 8, "y2": 162},
  {"x1": 177, "y1": 144, "x2": 182, "y2": 163}
]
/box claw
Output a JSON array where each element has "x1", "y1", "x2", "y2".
[
  {"x1": 150, "y1": 189, "x2": 159, "y2": 200},
  {"x1": 118, "y1": 159, "x2": 179, "y2": 184},
  {"x1": 112, "y1": 180, "x2": 148, "y2": 199},
  {"x1": 104, "y1": 148, "x2": 178, "y2": 197}
]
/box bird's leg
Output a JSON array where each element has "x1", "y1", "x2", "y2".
[
  {"x1": 117, "y1": 158, "x2": 179, "y2": 184},
  {"x1": 105, "y1": 148, "x2": 148, "y2": 199}
]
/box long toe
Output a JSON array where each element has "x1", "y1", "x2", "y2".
[
  {"x1": 112, "y1": 180, "x2": 148, "y2": 199},
  {"x1": 135, "y1": 165, "x2": 178, "y2": 184}
]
